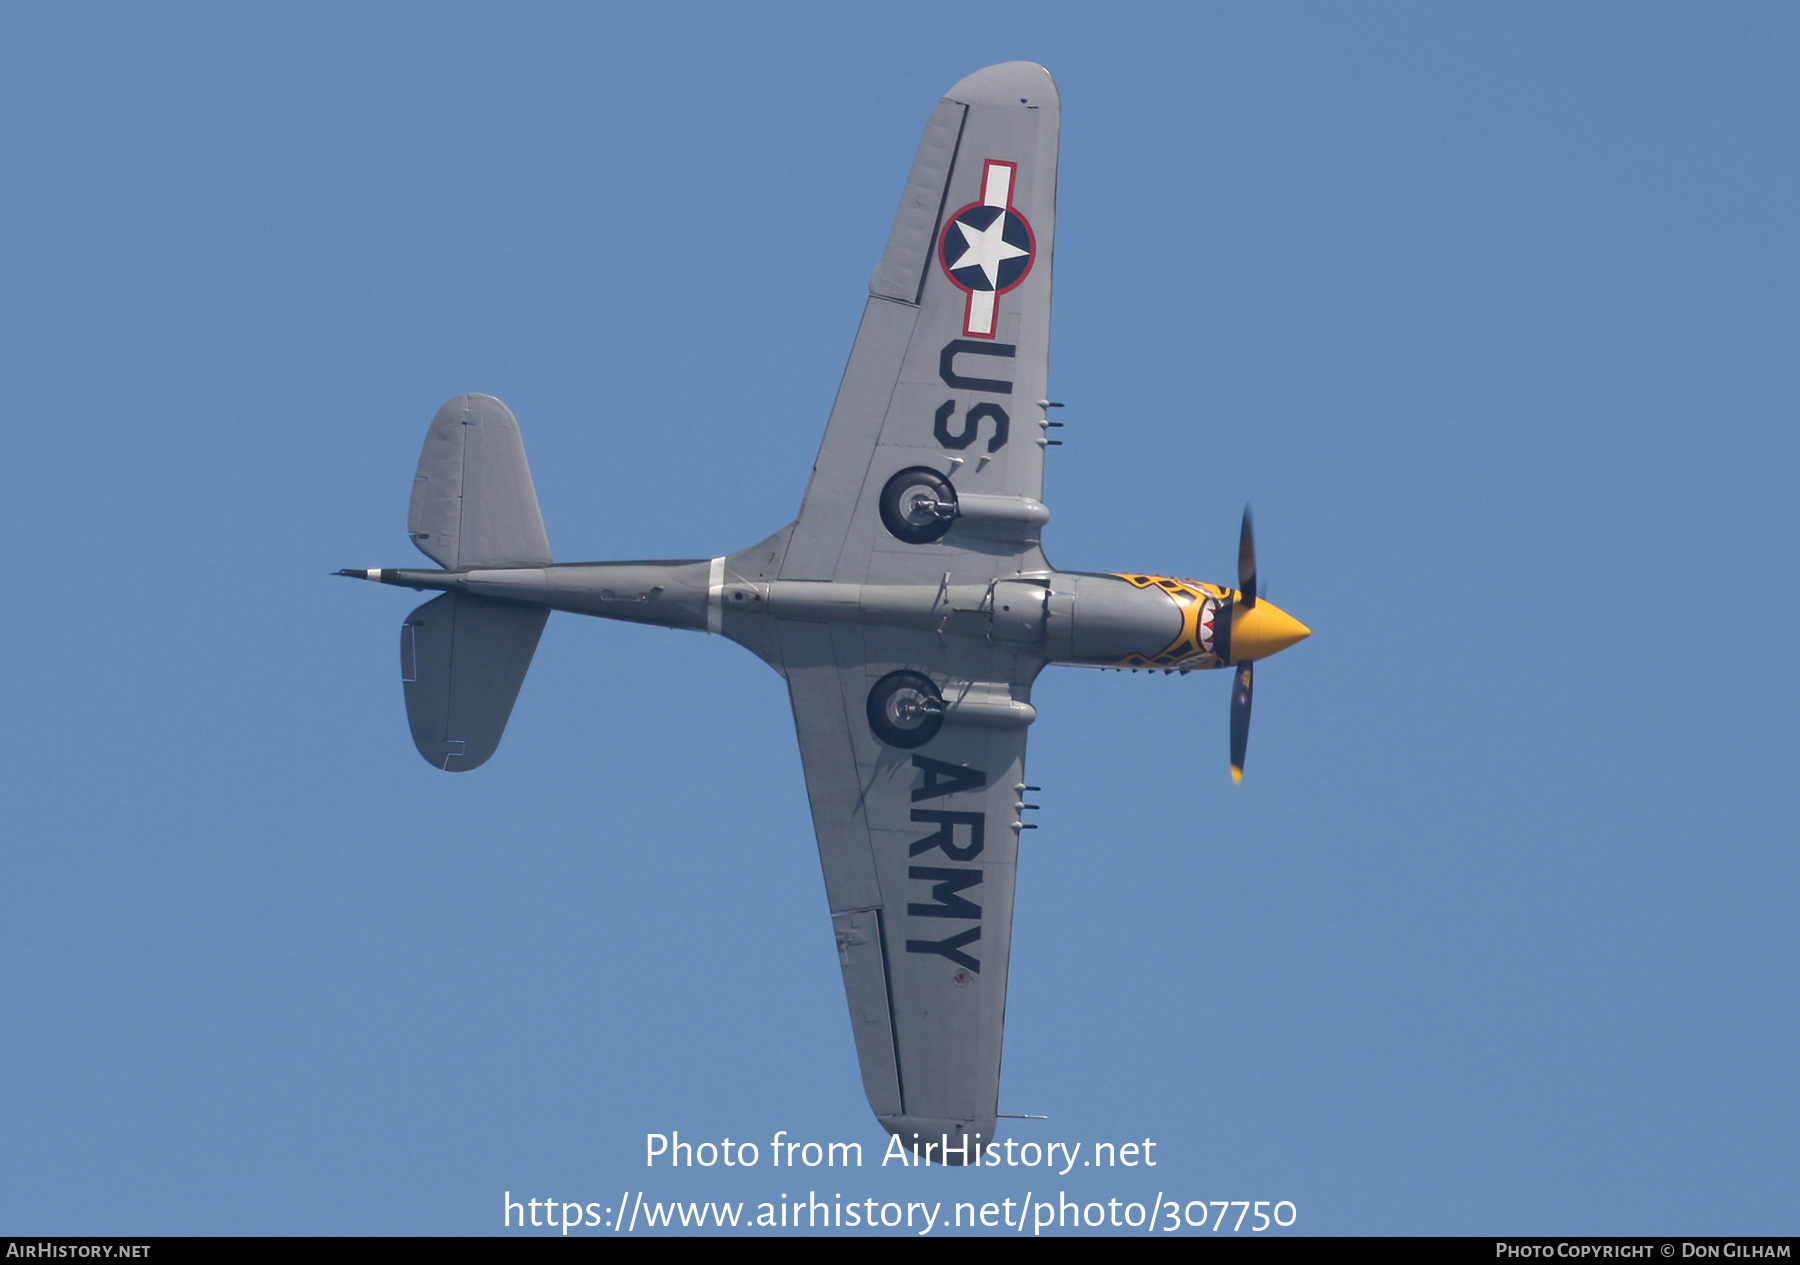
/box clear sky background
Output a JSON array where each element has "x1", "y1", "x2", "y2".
[{"x1": 3, "y1": 2, "x2": 1795, "y2": 1237}]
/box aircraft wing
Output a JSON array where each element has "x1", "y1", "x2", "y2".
[
  {"x1": 782, "y1": 62, "x2": 1061, "y2": 589},
  {"x1": 780, "y1": 618, "x2": 1036, "y2": 1149}
]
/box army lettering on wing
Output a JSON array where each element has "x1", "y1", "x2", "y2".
[
  {"x1": 908, "y1": 810, "x2": 983, "y2": 861},
  {"x1": 910, "y1": 755, "x2": 986, "y2": 801},
  {"x1": 905, "y1": 926, "x2": 981, "y2": 973},
  {"x1": 907, "y1": 866, "x2": 982, "y2": 919},
  {"x1": 904, "y1": 754, "x2": 988, "y2": 971}
]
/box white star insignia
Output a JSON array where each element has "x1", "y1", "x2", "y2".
[{"x1": 947, "y1": 213, "x2": 1028, "y2": 290}]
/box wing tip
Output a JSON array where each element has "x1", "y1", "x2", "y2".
[
  {"x1": 944, "y1": 62, "x2": 1059, "y2": 111},
  {"x1": 432, "y1": 392, "x2": 518, "y2": 429}
]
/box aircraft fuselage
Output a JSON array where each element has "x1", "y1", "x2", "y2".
[{"x1": 348, "y1": 559, "x2": 1308, "y2": 675}]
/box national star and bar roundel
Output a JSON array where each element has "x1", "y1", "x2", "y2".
[{"x1": 938, "y1": 159, "x2": 1035, "y2": 339}]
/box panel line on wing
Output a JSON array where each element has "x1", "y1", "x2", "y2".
[
  {"x1": 914, "y1": 104, "x2": 969, "y2": 306},
  {"x1": 874, "y1": 906, "x2": 909, "y2": 1115}
]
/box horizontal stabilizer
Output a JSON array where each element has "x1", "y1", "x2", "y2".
[
  {"x1": 408, "y1": 394, "x2": 552, "y2": 570},
  {"x1": 400, "y1": 592, "x2": 548, "y2": 772}
]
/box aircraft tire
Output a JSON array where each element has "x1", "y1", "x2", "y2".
[
  {"x1": 879, "y1": 467, "x2": 957, "y2": 544},
  {"x1": 866, "y1": 670, "x2": 945, "y2": 748}
]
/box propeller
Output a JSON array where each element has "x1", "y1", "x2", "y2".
[
  {"x1": 1229, "y1": 505, "x2": 1255, "y2": 782},
  {"x1": 1221, "y1": 502, "x2": 1310, "y2": 782},
  {"x1": 1237, "y1": 504, "x2": 1257, "y2": 610},
  {"x1": 1229, "y1": 662, "x2": 1253, "y2": 785}
]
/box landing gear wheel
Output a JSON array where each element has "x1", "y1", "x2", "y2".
[
  {"x1": 879, "y1": 467, "x2": 958, "y2": 544},
  {"x1": 866, "y1": 670, "x2": 945, "y2": 748}
]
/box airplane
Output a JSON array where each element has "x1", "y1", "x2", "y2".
[{"x1": 336, "y1": 61, "x2": 1309, "y2": 1163}]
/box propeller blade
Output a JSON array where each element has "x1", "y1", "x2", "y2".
[
  {"x1": 1229, "y1": 661, "x2": 1253, "y2": 784},
  {"x1": 1237, "y1": 505, "x2": 1257, "y2": 610}
]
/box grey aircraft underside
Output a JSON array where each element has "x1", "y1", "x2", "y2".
[{"x1": 339, "y1": 62, "x2": 1309, "y2": 1163}]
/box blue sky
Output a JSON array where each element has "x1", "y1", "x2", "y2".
[{"x1": 3, "y1": 2, "x2": 1795, "y2": 1236}]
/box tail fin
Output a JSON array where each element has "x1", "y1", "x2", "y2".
[
  {"x1": 408, "y1": 394, "x2": 552, "y2": 570},
  {"x1": 400, "y1": 592, "x2": 548, "y2": 771}
]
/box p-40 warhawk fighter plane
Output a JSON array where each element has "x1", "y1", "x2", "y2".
[{"x1": 338, "y1": 62, "x2": 1308, "y2": 1160}]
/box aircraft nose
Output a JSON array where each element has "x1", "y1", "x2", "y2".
[{"x1": 1230, "y1": 598, "x2": 1311, "y2": 662}]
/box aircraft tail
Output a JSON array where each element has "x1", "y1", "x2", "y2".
[
  {"x1": 399, "y1": 394, "x2": 553, "y2": 770},
  {"x1": 407, "y1": 394, "x2": 552, "y2": 569},
  {"x1": 400, "y1": 592, "x2": 548, "y2": 772}
]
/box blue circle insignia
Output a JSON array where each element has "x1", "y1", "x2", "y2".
[{"x1": 939, "y1": 203, "x2": 1035, "y2": 295}]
